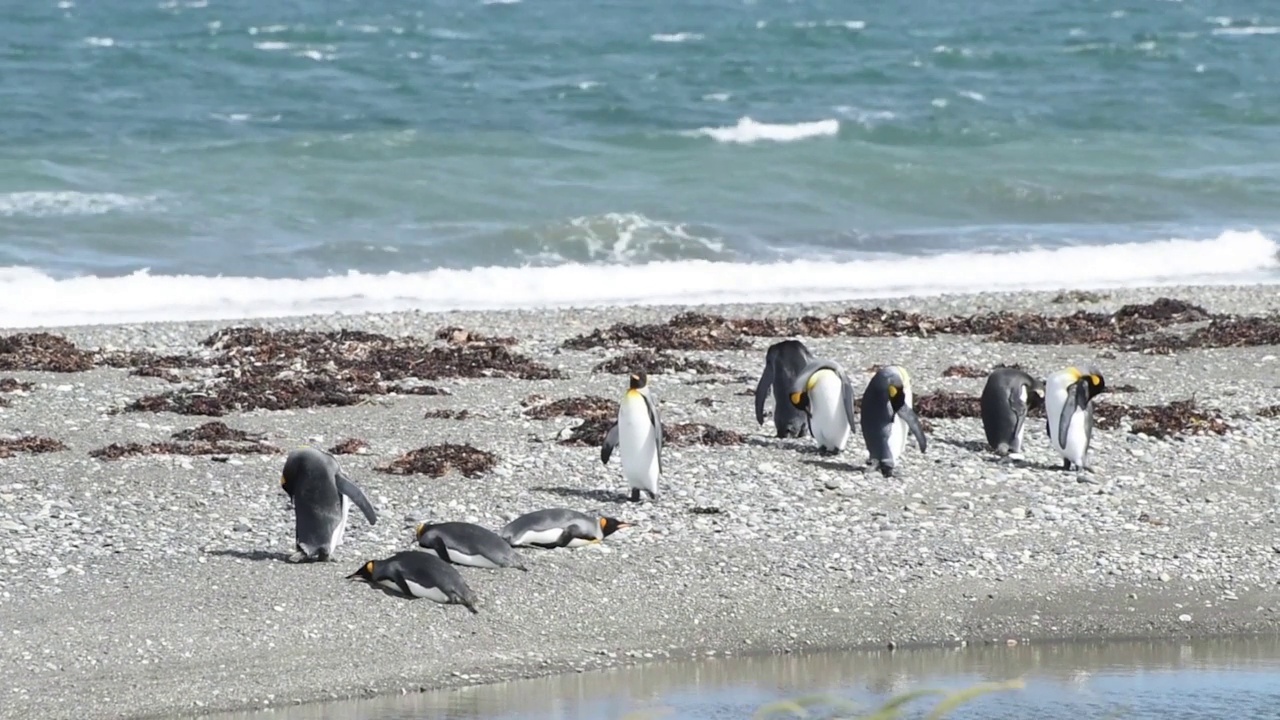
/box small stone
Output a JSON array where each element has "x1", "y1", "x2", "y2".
[{"x1": 1178, "y1": 614, "x2": 1192, "y2": 622}]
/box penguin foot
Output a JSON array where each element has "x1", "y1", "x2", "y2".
[
  {"x1": 1060, "y1": 459, "x2": 1075, "y2": 472},
  {"x1": 878, "y1": 464, "x2": 895, "y2": 478},
  {"x1": 629, "y1": 488, "x2": 642, "y2": 502},
  {"x1": 287, "y1": 549, "x2": 309, "y2": 564}
]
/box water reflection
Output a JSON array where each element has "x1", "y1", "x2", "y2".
[{"x1": 215, "y1": 636, "x2": 1280, "y2": 720}]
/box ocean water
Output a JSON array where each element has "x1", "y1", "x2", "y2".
[{"x1": 2, "y1": 0, "x2": 1280, "y2": 327}]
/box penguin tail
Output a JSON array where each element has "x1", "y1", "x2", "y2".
[{"x1": 461, "y1": 596, "x2": 480, "y2": 614}]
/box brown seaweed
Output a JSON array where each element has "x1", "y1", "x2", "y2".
[
  {"x1": 375, "y1": 443, "x2": 496, "y2": 478},
  {"x1": 0, "y1": 435, "x2": 68, "y2": 459}
]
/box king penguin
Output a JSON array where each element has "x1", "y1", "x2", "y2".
[
  {"x1": 859, "y1": 365, "x2": 928, "y2": 477},
  {"x1": 980, "y1": 367, "x2": 1046, "y2": 458},
  {"x1": 754, "y1": 339, "x2": 815, "y2": 438},
  {"x1": 413, "y1": 521, "x2": 528, "y2": 571},
  {"x1": 347, "y1": 550, "x2": 479, "y2": 613},
  {"x1": 787, "y1": 358, "x2": 859, "y2": 455},
  {"x1": 499, "y1": 508, "x2": 633, "y2": 549},
  {"x1": 280, "y1": 447, "x2": 378, "y2": 563},
  {"x1": 601, "y1": 371, "x2": 663, "y2": 502},
  {"x1": 1045, "y1": 366, "x2": 1109, "y2": 472}
]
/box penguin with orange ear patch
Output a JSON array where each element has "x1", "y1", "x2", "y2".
[
  {"x1": 1045, "y1": 366, "x2": 1109, "y2": 472},
  {"x1": 347, "y1": 551, "x2": 479, "y2": 613}
]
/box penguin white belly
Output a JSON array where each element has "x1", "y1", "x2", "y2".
[
  {"x1": 618, "y1": 393, "x2": 659, "y2": 494},
  {"x1": 808, "y1": 372, "x2": 849, "y2": 451},
  {"x1": 1011, "y1": 421, "x2": 1026, "y2": 458},
  {"x1": 511, "y1": 528, "x2": 568, "y2": 547},
  {"x1": 564, "y1": 537, "x2": 595, "y2": 548},
  {"x1": 328, "y1": 496, "x2": 351, "y2": 552},
  {"x1": 404, "y1": 580, "x2": 449, "y2": 603},
  {"x1": 1044, "y1": 382, "x2": 1072, "y2": 454},
  {"x1": 1063, "y1": 408, "x2": 1091, "y2": 466},
  {"x1": 888, "y1": 416, "x2": 907, "y2": 462},
  {"x1": 443, "y1": 547, "x2": 501, "y2": 568}
]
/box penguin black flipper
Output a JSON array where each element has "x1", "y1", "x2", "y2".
[
  {"x1": 601, "y1": 423, "x2": 620, "y2": 464},
  {"x1": 641, "y1": 391, "x2": 663, "y2": 474},
  {"x1": 840, "y1": 376, "x2": 859, "y2": 431},
  {"x1": 754, "y1": 353, "x2": 776, "y2": 426},
  {"x1": 335, "y1": 471, "x2": 378, "y2": 525},
  {"x1": 1057, "y1": 381, "x2": 1084, "y2": 450},
  {"x1": 897, "y1": 406, "x2": 928, "y2": 453}
]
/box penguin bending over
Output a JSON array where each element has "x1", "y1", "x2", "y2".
[
  {"x1": 280, "y1": 447, "x2": 378, "y2": 563},
  {"x1": 500, "y1": 508, "x2": 632, "y2": 549},
  {"x1": 788, "y1": 358, "x2": 859, "y2": 455},
  {"x1": 414, "y1": 521, "x2": 528, "y2": 571},
  {"x1": 601, "y1": 371, "x2": 663, "y2": 502},
  {"x1": 347, "y1": 550, "x2": 479, "y2": 613},
  {"x1": 860, "y1": 365, "x2": 928, "y2": 477},
  {"x1": 980, "y1": 367, "x2": 1046, "y2": 458},
  {"x1": 1045, "y1": 366, "x2": 1108, "y2": 472},
  {"x1": 754, "y1": 339, "x2": 815, "y2": 438}
]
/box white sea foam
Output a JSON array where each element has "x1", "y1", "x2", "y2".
[
  {"x1": 1212, "y1": 26, "x2": 1280, "y2": 35},
  {"x1": 687, "y1": 117, "x2": 840, "y2": 144},
  {"x1": 0, "y1": 192, "x2": 156, "y2": 218},
  {"x1": 0, "y1": 231, "x2": 1275, "y2": 329},
  {"x1": 650, "y1": 32, "x2": 703, "y2": 42},
  {"x1": 481, "y1": 0, "x2": 522, "y2": 4},
  {"x1": 253, "y1": 41, "x2": 291, "y2": 51},
  {"x1": 84, "y1": 37, "x2": 115, "y2": 47}
]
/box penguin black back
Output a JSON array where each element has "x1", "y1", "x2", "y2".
[
  {"x1": 347, "y1": 550, "x2": 479, "y2": 613},
  {"x1": 280, "y1": 447, "x2": 378, "y2": 562},
  {"x1": 979, "y1": 367, "x2": 1045, "y2": 456},
  {"x1": 755, "y1": 339, "x2": 815, "y2": 438}
]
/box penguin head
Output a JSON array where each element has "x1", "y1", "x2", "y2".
[
  {"x1": 599, "y1": 516, "x2": 634, "y2": 538},
  {"x1": 878, "y1": 366, "x2": 911, "y2": 410},
  {"x1": 1028, "y1": 378, "x2": 1047, "y2": 410},
  {"x1": 788, "y1": 389, "x2": 812, "y2": 416},
  {"x1": 1083, "y1": 370, "x2": 1108, "y2": 398},
  {"x1": 628, "y1": 371, "x2": 648, "y2": 391},
  {"x1": 346, "y1": 560, "x2": 375, "y2": 581}
]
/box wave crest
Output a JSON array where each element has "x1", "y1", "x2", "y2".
[{"x1": 0, "y1": 231, "x2": 1274, "y2": 328}]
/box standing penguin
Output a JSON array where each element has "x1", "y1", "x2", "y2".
[
  {"x1": 280, "y1": 447, "x2": 378, "y2": 563},
  {"x1": 787, "y1": 358, "x2": 859, "y2": 455},
  {"x1": 347, "y1": 550, "x2": 479, "y2": 613},
  {"x1": 1045, "y1": 366, "x2": 1108, "y2": 472},
  {"x1": 859, "y1": 366, "x2": 928, "y2": 477},
  {"x1": 980, "y1": 367, "x2": 1046, "y2": 458},
  {"x1": 601, "y1": 371, "x2": 663, "y2": 502},
  {"x1": 754, "y1": 339, "x2": 815, "y2": 438},
  {"x1": 413, "y1": 521, "x2": 528, "y2": 571}
]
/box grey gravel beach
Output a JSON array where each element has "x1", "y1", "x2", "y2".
[{"x1": 1, "y1": 284, "x2": 1279, "y2": 720}]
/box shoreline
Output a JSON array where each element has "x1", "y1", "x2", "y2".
[{"x1": 1, "y1": 283, "x2": 1279, "y2": 720}]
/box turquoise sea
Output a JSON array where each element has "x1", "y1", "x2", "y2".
[{"x1": 2, "y1": 0, "x2": 1279, "y2": 326}]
